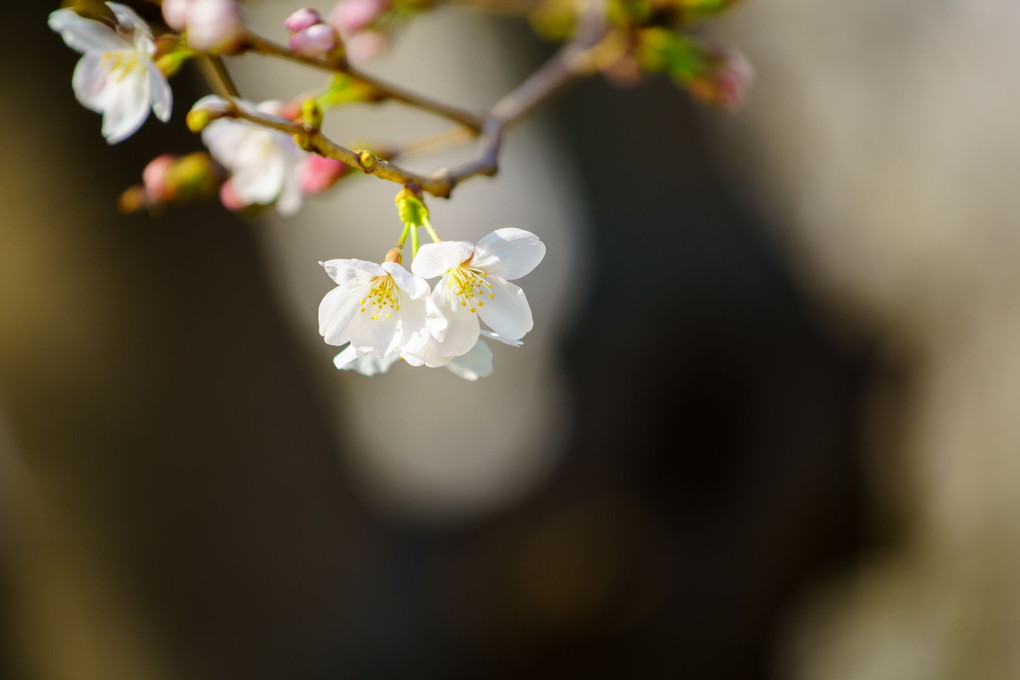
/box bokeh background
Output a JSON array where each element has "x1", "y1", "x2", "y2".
[{"x1": 2, "y1": 0, "x2": 1018, "y2": 678}]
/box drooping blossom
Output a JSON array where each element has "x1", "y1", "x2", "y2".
[
  {"x1": 195, "y1": 96, "x2": 307, "y2": 215},
  {"x1": 48, "y1": 2, "x2": 171, "y2": 144},
  {"x1": 318, "y1": 258, "x2": 437, "y2": 359},
  {"x1": 412, "y1": 228, "x2": 546, "y2": 359}
]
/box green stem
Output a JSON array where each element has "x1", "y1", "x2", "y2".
[
  {"x1": 410, "y1": 224, "x2": 420, "y2": 257},
  {"x1": 422, "y1": 219, "x2": 441, "y2": 243}
]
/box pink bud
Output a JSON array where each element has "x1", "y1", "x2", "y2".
[
  {"x1": 328, "y1": 0, "x2": 389, "y2": 36},
  {"x1": 344, "y1": 30, "x2": 389, "y2": 62},
  {"x1": 142, "y1": 154, "x2": 178, "y2": 202},
  {"x1": 162, "y1": 0, "x2": 191, "y2": 31},
  {"x1": 185, "y1": 0, "x2": 245, "y2": 53},
  {"x1": 219, "y1": 179, "x2": 244, "y2": 212},
  {"x1": 299, "y1": 155, "x2": 347, "y2": 194},
  {"x1": 289, "y1": 23, "x2": 339, "y2": 58},
  {"x1": 284, "y1": 8, "x2": 322, "y2": 33},
  {"x1": 689, "y1": 47, "x2": 752, "y2": 111}
]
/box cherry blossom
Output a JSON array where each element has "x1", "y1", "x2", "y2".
[
  {"x1": 48, "y1": 2, "x2": 171, "y2": 144},
  {"x1": 196, "y1": 96, "x2": 308, "y2": 215},
  {"x1": 318, "y1": 258, "x2": 436, "y2": 359},
  {"x1": 412, "y1": 228, "x2": 546, "y2": 358}
]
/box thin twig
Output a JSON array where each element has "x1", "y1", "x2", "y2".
[
  {"x1": 242, "y1": 31, "x2": 485, "y2": 132},
  {"x1": 197, "y1": 0, "x2": 607, "y2": 197}
]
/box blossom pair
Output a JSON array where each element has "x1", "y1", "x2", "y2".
[{"x1": 319, "y1": 229, "x2": 546, "y2": 379}]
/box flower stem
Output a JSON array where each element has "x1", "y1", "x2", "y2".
[
  {"x1": 410, "y1": 224, "x2": 420, "y2": 257},
  {"x1": 422, "y1": 219, "x2": 441, "y2": 243}
]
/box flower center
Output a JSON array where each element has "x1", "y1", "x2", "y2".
[
  {"x1": 449, "y1": 267, "x2": 493, "y2": 313},
  {"x1": 359, "y1": 275, "x2": 400, "y2": 320},
  {"x1": 102, "y1": 51, "x2": 140, "y2": 82}
]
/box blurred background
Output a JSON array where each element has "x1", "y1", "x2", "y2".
[{"x1": 2, "y1": 0, "x2": 1018, "y2": 678}]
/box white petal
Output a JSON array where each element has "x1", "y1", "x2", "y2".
[
  {"x1": 274, "y1": 160, "x2": 304, "y2": 216},
  {"x1": 71, "y1": 53, "x2": 111, "y2": 112},
  {"x1": 470, "y1": 228, "x2": 546, "y2": 280},
  {"x1": 318, "y1": 285, "x2": 363, "y2": 346},
  {"x1": 382, "y1": 262, "x2": 429, "y2": 300},
  {"x1": 412, "y1": 241, "x2": 474, "y2": 279},
  {"x1": 400, "y1": 336, "x2": 453, "y2": 368},
  {"x1": 445, "y1": 340, "x2": 493, "y2": 381},
  {"x1": 347, "y1": 304, "x2": 401, "y2": 357},
  {"x1": 146, "y1": 61, "x2": 172, "y2": 122},
  {"x1": 230, "y1": 133, "x2": 287, "y2": 204},
  {"x1": 107, "y1": 2, "x2": 152, "y2": 40},
  {"x1": 480, "y1": 329, "x2": 524, "y2": 348},
  {"x1": 425, "y1": 296, "x2": 448, "y2": 341},
  {"x1": 332, "y1": 344, "x2": 360, "y2": 370},
  {"x1": 100, "y1": 70, "x2": 151, "y2": 143},
  {"x1": 431, "y1": 279, "x2": 480, "y2": 357},
  {"x1": 476, "y1": 275, "x2": 533, "y2": 341},
  {"x1": 320, "y1": 258, "x2": 382, "y2": 285},
  {"x1": 392, "y1": 295, "x2": 430, "y2": 355},
  {"x1": 49, "y1": 9, "x2": 129, "y2": 53},
  {"x1": 337, "y1": 350, "x2": 400, "y2": 376}
]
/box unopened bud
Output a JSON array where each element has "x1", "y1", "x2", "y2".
[
  {"x1": 162, "y1": 0, "x2": 190, "y2": 31},
  {"x1": 284, "y1": 7, "x2": 322, "y2": 33},
  {"x1": 300, "y1": 99, "x2": 324, "y2": 131},
  {"x1": 384, "y1": 247, "x2": 403, "y2": 264},
  {"x1": 686, "y1": 45, "x2": 752, "y2": 111},
  {"x1": 186, "y1": 108, "x2": 212, "y2": 133},
  {"x1": 299, "y1": 155, "x2": 347, "y2": 194},
  {"x1": 328, "y1": 0, "x2": 390, "y2": 35},
  {"x1": 142, "y1": 154, "x2": 178, "y2": 202},
  {"x1": 289, "y1": 23, "x2": 340, "y2": 58},
  {"x1": 219, "y1": 179, "x2": 243, "y2": 212},
  {"x1": 358, "y1": 150, "x2": 377, "y2": 170},
  {"x1": 117, "y1": 185, "x2": 149, "y2": 214},
  {"x1": 184, "y1": 0, "x2": 245, "y2": 53}
]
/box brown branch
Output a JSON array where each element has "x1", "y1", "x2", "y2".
[
  {"x1": 195, "y1": 0, "x2": 607, "y2": 198},
  {"x1": 241, "y1": 31, "x2": 485, "y2": 132}
]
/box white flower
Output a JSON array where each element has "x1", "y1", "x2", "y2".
[
  {"x1": 332, "y1": 338, "x2": 496, "y2": 381},
  {"x1": 318, "y1": 258, "x2": 436, "y2": 359},
  {"x1": 412, "y1": 228, "x2": 546, "y2": 358},
  {"x1": 49, "y1": 3, "x2": 172, "y2": 144},
  {"x1": 197, "y1": 97, "x2": 307, "y2": 215}
]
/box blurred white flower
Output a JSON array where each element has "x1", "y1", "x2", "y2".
[
  {"x1": 197, "y1": 96, "x2": 307, "y2": 215},
  {"x1": 48, "y1": 2, "x2": 171, "y2": 144},
  {"x1": 412, "y1": 228, "x2": 546, "y2": 358},
  {"x1": 333, "y1": 338, "x2": 496, "y2": 380},
  {"x1": 318, "y1": 258, "x2": 435, "y2": 359}
]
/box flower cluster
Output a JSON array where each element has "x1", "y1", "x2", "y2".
[
  {"x1": 46, "y1": 0, "x2": 748, "y2": 379},
  {"x1": 319, "y1": 227, "x2": 545, "y2": 379}
]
